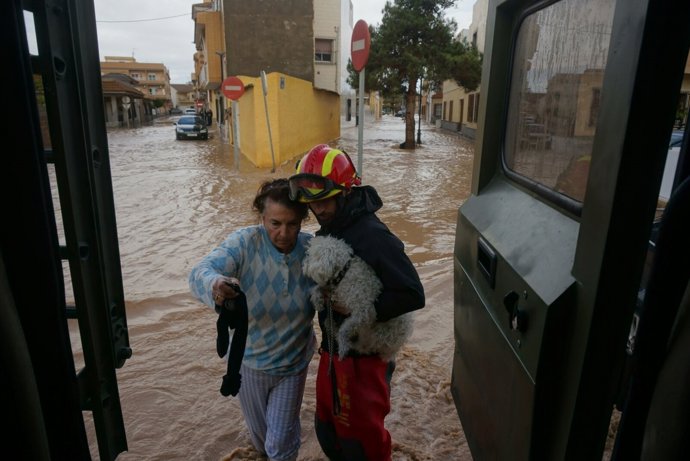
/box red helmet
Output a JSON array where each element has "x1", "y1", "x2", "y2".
[{"x1": 289, "y1": 144, "x2": 361, "y2": 202}]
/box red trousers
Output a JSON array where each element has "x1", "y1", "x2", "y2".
[{"x1": 315, "y1": 351, "x2": 393, "y2": 461}]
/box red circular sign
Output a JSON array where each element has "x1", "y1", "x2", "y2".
[
  {"x1": 221, "y1": 76, "x2": 245, "y2": 100},
  {"x1": 351, "y1": 20, "x2": 370, "y2": 72}
]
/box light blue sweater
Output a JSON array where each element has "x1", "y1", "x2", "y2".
[{"x1": 189, "y1": 225, "x2": 315, "y2": 375}]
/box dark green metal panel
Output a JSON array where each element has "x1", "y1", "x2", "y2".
[
  {"x1": 453, "y1": 0, "x2": 690, "y2": 459},
  {"x1": 452, "y1": 178, "x2": 578, "y2": 459}
]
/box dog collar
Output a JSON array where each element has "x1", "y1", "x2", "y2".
[{"x1": 329, "y1": 257, "x2": 353, "y2": 288}]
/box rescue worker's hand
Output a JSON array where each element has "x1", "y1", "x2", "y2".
[{"x1": 213, "y1": 276, "x2": 240, "y2": 305}]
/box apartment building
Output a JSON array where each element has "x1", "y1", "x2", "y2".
[
  {"x1": 192, "y1": 1, "x2": 225, "y2": 123},
  {"x1": 100, "y1": 56, "x2": 173, "y2": 111},
  {"x1": 441, "y1": 0, "x2": 488, "y2": 139}
]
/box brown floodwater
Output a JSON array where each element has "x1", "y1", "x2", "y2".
[{"x1": 71, "y1": 115, "x2": 477, "y2": 460}]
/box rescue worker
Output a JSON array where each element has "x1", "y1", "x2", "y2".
[{"x1": 288, "y1": 144, "x2": 425, "y2": 460}]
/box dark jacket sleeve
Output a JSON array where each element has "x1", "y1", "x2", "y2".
[{"x1": 343, "y1": 215, "x2": 425, "y2": 322}]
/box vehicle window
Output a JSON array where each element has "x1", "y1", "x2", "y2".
[
  {"x1": 178, "y1": 116, "x2": 205, "y2": 124},
  {"x1": 503, "y1": 0, "x2": 617, "y2": 204}
]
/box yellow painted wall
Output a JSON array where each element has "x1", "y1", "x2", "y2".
[{"x1": 233, "y1": 73, "x2": 340, "y2": 168}]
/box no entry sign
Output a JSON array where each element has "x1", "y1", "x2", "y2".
[
  {"x1": 351, "y1": 20, "x2": 370, "y2": 72},
  {"x1": 221, "y1": 76, "x2": 245, "y2": 100}
]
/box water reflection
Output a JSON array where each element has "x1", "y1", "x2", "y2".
[{"x1": 505, "y1": 0, "x2": 616, "y2": 202}]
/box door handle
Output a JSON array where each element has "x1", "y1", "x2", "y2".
[{"x1": 503, "y1": 290, "x2": 528, "y2": 332}]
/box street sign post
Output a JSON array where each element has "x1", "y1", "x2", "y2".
[
  {"x1": 260, "y1": 70, "x2": 276, "y2": 173},
  {"x1": 221, "y1": 76, "x2": 245, "y2": 169},
  {"x1": 351, "y1": 20, "x2": 370, "y2": 176},
  {"x1": 351, "y1": 20, "x2": 371, "y2": 72}
]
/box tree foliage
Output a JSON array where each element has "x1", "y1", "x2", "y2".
[{"x1": 349, "y1": 0, "x2": 482, "y2": 148}]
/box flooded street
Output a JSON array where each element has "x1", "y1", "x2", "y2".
[{"x1": 82, "y1": 115, "x2": 476, "y2": 460}]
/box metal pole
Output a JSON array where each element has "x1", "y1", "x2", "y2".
[
  {"x1": 261, "y1": 71, "x2": 276, "y2": 173},
  {"x1": 216, "y1": 51, "x2": 225, "y2": 125},
  {"x1": 357, "y1": 69, "x2": 365, "y2": 176},
  {"x1": 231, "y1": 99, "x2": 240, "y2": 170}
]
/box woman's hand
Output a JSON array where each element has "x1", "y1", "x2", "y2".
[
  {"x1": 323, "y1": 289, "x2": 350, "y2": 316},
  {"x1": 212, "y1": 276, "x2": 240, "y2": 305}
]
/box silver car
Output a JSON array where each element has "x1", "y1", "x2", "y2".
[{"x1": 175, "y1": 115, "x2": 208, "y2": 140}]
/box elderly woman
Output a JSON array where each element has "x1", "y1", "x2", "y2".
[{"x1": 189, "y1": 178, "x2": 314, "y2": 461}]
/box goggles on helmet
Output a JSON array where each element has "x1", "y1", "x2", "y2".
[{"x1": 288, "y1": 173, "x2": 346, "y2": 201}]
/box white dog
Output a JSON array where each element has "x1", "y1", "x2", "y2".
[{"x1": 302, "y1": 235, "x2": 413, "y2": 361}]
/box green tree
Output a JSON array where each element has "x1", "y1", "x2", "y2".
[
  {"x1": 347, "y1": 57, "x2": 405, "y2": 116},
  {"x1": 354, "y1": 0, "x2": 481, "y2": 149}
]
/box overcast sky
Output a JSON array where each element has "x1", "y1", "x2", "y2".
[{"x1": 91, "y1": 0, "x2": 474, "y2": 84}]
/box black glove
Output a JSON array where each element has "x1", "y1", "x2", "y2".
[{"x1": 215, "y1": 285, "x2": 248, "y2": 397}]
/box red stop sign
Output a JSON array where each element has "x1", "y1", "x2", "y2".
[
  {"x1": 351, "y1": 20, "x2": 370, "y2": 72},
  {"x1": 221, "y1": 76, "x2": 245, "y2": 100}
]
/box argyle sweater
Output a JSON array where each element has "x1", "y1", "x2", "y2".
[{"x1": 189, "y1": 225, "x2": 315, "y2": 375}]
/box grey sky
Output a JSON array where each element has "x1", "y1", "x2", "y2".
[{"x1": 92, "y1": 0, "x2": 474, "y2": 84}]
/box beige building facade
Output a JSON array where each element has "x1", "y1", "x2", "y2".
[
  {"x1": 100, "y1": 56, "x2": 172, "y2": 111},
  {"x1": 440, "y1": 0, "x2": 488, "y2": 139}
]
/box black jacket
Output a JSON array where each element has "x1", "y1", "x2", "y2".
[{"x1": 316, "y1": 186, "x2": 425, "y2": 353}]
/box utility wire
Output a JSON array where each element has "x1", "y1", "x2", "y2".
[{"x1": 97, "y1": 13, "x2": 188, "y2": 23}]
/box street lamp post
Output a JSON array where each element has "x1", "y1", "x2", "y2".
[{"x1": 216, "y1": 51, "x2": 226, "y2": 125}]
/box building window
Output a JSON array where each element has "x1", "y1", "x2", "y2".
[
  {"x1": 503, "y1": 0, "x2": 616, "y2": 204},
  {"x1": 315, "y1": 39, "x2": 333, "y2": 62},
  {"x1": 467, "y1": 93, "x2": 480, "y2": 123},
  {"x1": 131, "y1": 73, "x2": 140, "y2": 80},
  {"x1": 147, "y1": 73, "x2": 156, "y2": 81},
  {"x1": 473, "y1": 93, "x2": 480, "y2": 122},
  {"x1": 148, "y1": 88, "x2": 155, "y2": 95}
]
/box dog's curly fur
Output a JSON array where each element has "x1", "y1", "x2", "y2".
[{"x1": 303, "y1": 235, "x2": 413, "y2": 361}]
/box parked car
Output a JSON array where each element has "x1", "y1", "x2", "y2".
[
  {"x1": 169, "y1": 107, "x2": 182, "y2": 115},
  {"x1": 183, "y1": 108, "x2": 197, "y2": 115},
  {"x1": 175, "y1": 116, "x2": 208, "y2": 140}
]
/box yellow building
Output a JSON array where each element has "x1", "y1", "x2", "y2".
[
  {"x1": 232, "y1": 73, "x2": 340, "y2": 168},
  {"x1": 191, "y1": 0, "x2": 349, "y2": 168},
  {"x1": 193, "y1": 2, "x2": 225, "y2": 124}
]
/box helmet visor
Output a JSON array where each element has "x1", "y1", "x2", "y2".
[{"x1": 289, "y1": 174, "x2": 345, "y2": 201}]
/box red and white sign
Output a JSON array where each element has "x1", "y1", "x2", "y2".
[
  {"x1": 351, "y1": 20, "x2": 370, "y2": 72},
  {"x1": 221, "y1": 76, "x2": 245, "y2": 100}
]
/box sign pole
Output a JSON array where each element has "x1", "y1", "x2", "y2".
[
  {"x1": 351, "y1": 19, "x2": 370, "y2": 178},
  {"x1": 232, "y1": 100, "x2": 240, "y2": 170},
  {"x1": 358, "y1": 69, "x2": 365, "y2": 176},
  {"x1": 260, "y1": 71, "x2": 276, "y2": 173}
]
